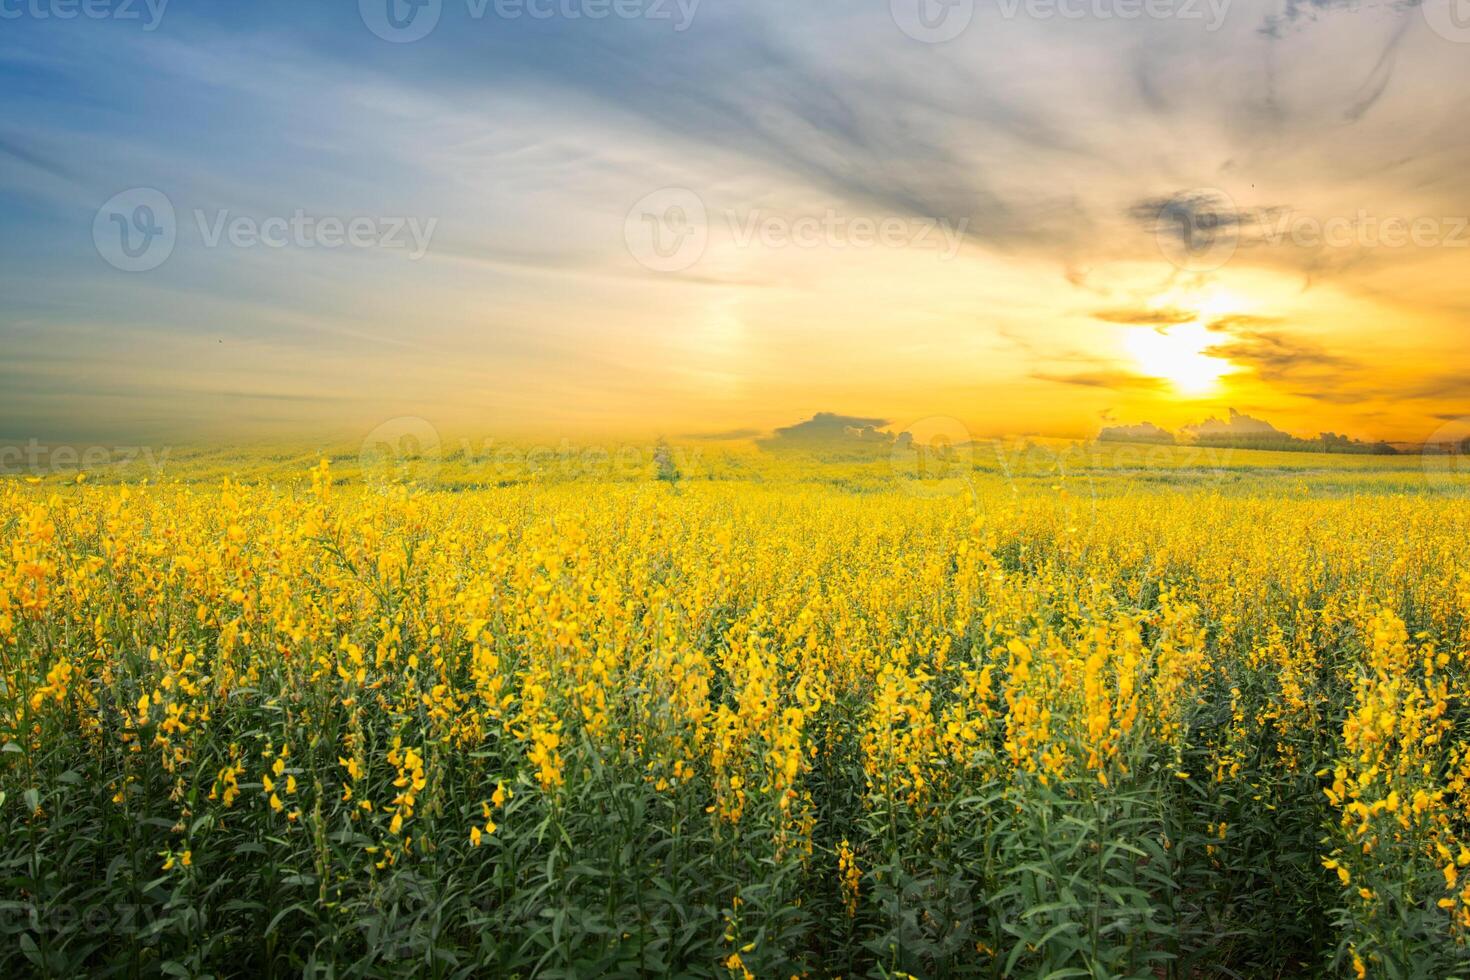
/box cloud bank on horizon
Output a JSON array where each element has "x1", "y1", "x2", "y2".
[{"x1": 1, "y1": 0, "x2": 1467, "y2": 445}]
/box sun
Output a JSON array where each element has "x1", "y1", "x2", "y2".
[{"x1": 1126, "y1": 321, "x2": 1231, "y2": 395}]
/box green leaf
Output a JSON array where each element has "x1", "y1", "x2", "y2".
[{"x1": 19, "y1": 932, "x2": 43, "y2": 967}]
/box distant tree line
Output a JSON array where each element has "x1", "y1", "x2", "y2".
[
  {"x1": 1100, "y1": 428, "x2": 1399, "y2": 454},
  {"x1": 1189, "y1": 432, "x2": 1398, "y2": 455}
]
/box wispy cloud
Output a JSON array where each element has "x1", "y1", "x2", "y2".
[
  {"x1": 1092, "y1": 308, "x2": 1199, "y2": 326},
  {"x1": 1205, "y1": 324, "x2": 1354, "y2": 383},
  {"x1": 1, "y1": 0, "x2": 1468, "y2": 441},
  {"x1": 1032, "y1": 370, "x2": 1168, "y2": 391}
]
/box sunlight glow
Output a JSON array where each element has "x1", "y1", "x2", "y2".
[{"x1": 1126, "y1": 322, "x2": 1231, "y2": 395}]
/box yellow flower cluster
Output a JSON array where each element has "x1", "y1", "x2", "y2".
[{"x1": 3, "y1": 447, "x2": 1469, "y2": 976}]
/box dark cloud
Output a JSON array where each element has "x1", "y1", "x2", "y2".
[
  {"x1": 1128, "y1": 193, "x2": 1307, "y2": 263},
  {"x1": 761, "y1": 412, "x2": 893, "y2": 449},
  {"x1": 1205, "y1": 327, "x2": 1353, "y2": 383},
  {"x1": 1129, "y1": 191, "x2": 1251, "y2": 247},
  {"x1": 1092, "y1": 308, "x2": 1197, "y2": 326}
]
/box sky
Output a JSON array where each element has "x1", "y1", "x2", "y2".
[{"x1": 2, "y1": 0, "x2": 1468, "y2": 447}]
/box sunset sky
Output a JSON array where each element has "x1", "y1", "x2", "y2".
[{"x1": 2, "y1": 0, "x2": 1468, "y2": 446}]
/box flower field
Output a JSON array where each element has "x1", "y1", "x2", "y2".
[{"x1": 3, "y1": 446, "x2": 1470, "y2": 977}]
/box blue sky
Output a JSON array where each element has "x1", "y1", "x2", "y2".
[{"x1": 3, "y1": 0, "x2": 1468, "y2": 445}]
